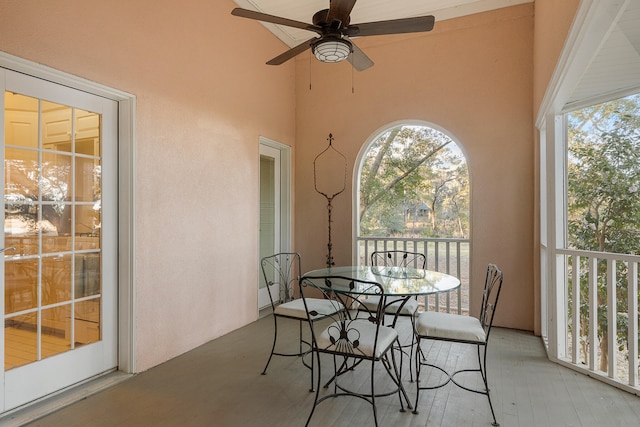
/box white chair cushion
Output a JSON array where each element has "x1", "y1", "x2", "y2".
[
  {"x1": 416, "y1": 311, "x2": 486, "y2": 343},
  {"x1": 360, "y1": 295, "x2": 419, "y2": 316},
  {"x1": 317, "y1": 319, "x2": 398, "y2": 359},
  {"x1": 274, "y1": 298, "x2": 343, "y2": 319}
]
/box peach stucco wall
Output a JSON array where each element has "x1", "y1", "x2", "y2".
[
  {"x1": 294, "y1": 4, "x2": 535, "y2": 331},
  {"x1": 0, "y1": 0, "x2": 296, "y2": 371}
]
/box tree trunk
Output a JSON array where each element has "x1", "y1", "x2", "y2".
[{"x1": 599, "y1": 331, "x2": 609, "y2": 372}]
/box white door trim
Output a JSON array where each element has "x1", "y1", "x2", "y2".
[
  {"x1": 259, "y1": 137, "x2": 292, "y2": 254},
  {"x1": 0, "y1": 51, "x2": 137, "y2": 375}
]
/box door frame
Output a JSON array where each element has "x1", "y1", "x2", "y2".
[
  {"x1": 0, "y1": 51, "x2": 137, "y2": 383},
  {"x1": 258, "y1": 137, "x2": 292, "y2": 310}
]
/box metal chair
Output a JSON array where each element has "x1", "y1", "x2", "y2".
[
  {"x1": 299, "y1": 274, "x2": 411, "y2": 427},
  {"x1": 359, "y1": 250, "x2": 427, "y2": 381},
  {"x1": 413, "y1": 263, "x2": 504, "y2": 426},
  {"x1": 260, "y1": 253, "x2": 343, "y2": 391}
]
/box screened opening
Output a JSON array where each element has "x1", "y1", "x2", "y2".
[
  {"x1": 356, "y1": 123, "x2": 470, "y2": 314},
  {"x1": 564, "y1": 92, "x2": 640, "y2": 383}
]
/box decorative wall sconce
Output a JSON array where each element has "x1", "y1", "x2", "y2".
[{"x1": 313, "y1": 133, "x2": 347, "y2": 267}]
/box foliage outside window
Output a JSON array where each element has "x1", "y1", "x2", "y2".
[
  {"x1": 566, "y1": 93, "x2": 640, "y2": 374},
  {"x1": 359, "y1": 125, "x2": 469, "y2": 238}
]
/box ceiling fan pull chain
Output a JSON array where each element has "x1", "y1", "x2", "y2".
[
  {"x1": 310, "y1": 53, "x2": 313, "y2": 91},
  {"x1": 351, "y1": 63, "x2": 354, "y2": 94}
]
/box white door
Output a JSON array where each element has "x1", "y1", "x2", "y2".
[
  {"x1": 258, "y1": 144, "x2": 281, "y2": 309},
  {"x1": 258, "y1": 145, "x2": 281, "y2": 309},
  {"x1": 1, "y1": 69, "x2": 118, "y2": 411}
]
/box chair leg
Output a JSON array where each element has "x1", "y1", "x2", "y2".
[
  {"x1": 305, "y1": 349, "x2": 322, "y2": 427},
  {"x1": 370, "y1": 359, "x2": 379, "y2": 427},
  {"x1": 261, "y1": 315, "x2": 279, "y2": 375},
  {"x1": 299, "y1": 320, "x2": 304, "y2": 354},
  {"x1": 387, "y1": 340, "x2": 410, "y2": 411},
  {"x1": 412, "y1": 336, "x2": 422, "y2": 414},
  {"x1": 478, "y1": 344, "x2": 499, "y2": 427},
  {"x1": 408, "y1": 315, "x2": 417, "y2": 382},
  {"x1": 302, "y1": 320, "x2": 315, "y2": 392}
]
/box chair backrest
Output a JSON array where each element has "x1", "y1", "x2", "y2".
[
  {"x1": 479, "y1": 264, "x2": 504, "y2": 341},
  {"x1": 298, "y1": 274, "x2": 385, "y2": 357},
  {"x1": 371, "y1": 250, "x2": 426, "y2": 269},
  {"x1": 260, "y1": 253, "x2": 301, "y2": 308}
]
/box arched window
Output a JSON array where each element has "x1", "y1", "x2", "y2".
[{"x1": 354, "y1": 122, "x2": 470, "y2": 314}]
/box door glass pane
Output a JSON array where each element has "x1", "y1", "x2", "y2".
[
  {"x1": 75, "y1": 109, "x2": 100, "y2": 156},
  {"x1": 75, "y1": 157, "x2": 100, "y2": 202},
  {"x1": 4, "y1": 91, "x2": 103, "y2": 371},
  {"x1": 75, "y1": 254, "x2": 101, "y2": 297},
  {"x1": 4, "y1": 259, "x2": 37, "y2": 314},
  {"x1": 42, "y1": 100, "x2": 72, "y2": 153},
  {"x1": 42, "y1": 151, "x2": 72, "y2": 202},
  {"x1": 42, "y1": 255, "x2": 72, "y2": 306},
  {"x1": 4, "y1": 92, "x2": 38, "y2": 149},
  {"x1": 5, "y1": 148, "x2": 38, "y2": 214},
  {"x1": 74, "y1": 299, "x2": 100, "y2": 346},
  {"x1": 41, "y1": 305, "x2": 72, "y2": 358},
  {"x1": 4, "y1": 314, "x2": 38, "y2": 370}
]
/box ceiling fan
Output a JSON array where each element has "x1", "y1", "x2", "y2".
[{"x1": 231, "y1": 0, "x2": 435, "y2": 71}]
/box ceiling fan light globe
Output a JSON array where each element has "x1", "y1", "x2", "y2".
[{"x1": 313, "y1": 38, "x2": 352, "y2": 63}]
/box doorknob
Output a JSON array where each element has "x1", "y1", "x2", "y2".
[{"x1": 0, "y1": 247, "x2": 16, "y2": 253}]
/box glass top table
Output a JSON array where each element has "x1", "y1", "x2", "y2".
[{"x1": 302, "y1": 265, "x2": 460, "y2": 297}]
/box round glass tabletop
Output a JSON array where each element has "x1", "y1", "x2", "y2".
[{"x1": 303, "y1": 265, "x2": 460, "y2": 297}]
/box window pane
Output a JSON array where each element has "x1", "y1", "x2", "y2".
[
  {"x1": 42, "y1": 101, "x2": 72, "y2": 152},
  {"x1": 42, "y1": 305, "x2": 71, "y2": 358},
  {"x1": 75, "y1": 157, "x2": 100, "y2": 202},
  {"x1": 5, "y1": 314, "x2": 38, "y2": 370},
  {"x1": 5, "y1": 259, "x2": 38, "y2": 314},
  {"x1": 5, "y1": 147, "x2": 39, "y2": 200},
  {"x1": 75, "y1": 205, "x2": 101, "y2": 245},
  {"x1": 4, "y1": 92, "x2": 38, "y2": 149},
  {"x1": 42, "y1": 151, "x2": 72, "y2": 203},
  {"x1": 74, "y1": 299, "x2": 101, "y2": 346},
  {"x1": 42, "y1": 255, "x2": 72, "y2": 306},
  {"x1": 75, "y1": 254, "x2": 101, "y2": 297},
  {"x1": 75, "y1": 109, "x2": 101, "y2": 156}
]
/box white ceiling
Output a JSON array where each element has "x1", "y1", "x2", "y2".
[
  {"x1": 565, "y1": 0, "x2": 640, "y2": 107},
  {"x1": 232, "y1": 0, "x2": 640, "y2": 107}
]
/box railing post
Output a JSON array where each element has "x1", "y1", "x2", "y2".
[
  {"x1": 571, "y1": 255, "x2": 581, "y2": 364},
  {"x1": 628, "y1": 261, "x2": 638, "y2": 387},
  {"x1": 607, "y1": 259, "x2": 617, "y2": 379},
  {"x1": 588, "y1": 256, "x2": 598, "y2": 371}
]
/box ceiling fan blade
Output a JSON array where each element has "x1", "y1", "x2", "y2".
[
  {"x1": 231, "y1": 8, "x2": 322, "y2": 34},
  {"x1": 347, "y1": 41, "x2": 373, "y2": 72},
  {"x1": 326, "y1": 0, "x2": 357, "y2": 28},
  {"x1": 345, "y1": 15, "x2": 435, "y2": 37},
  {"x1": 266, "y1": 38, "x2": 316, "y2": 65}
]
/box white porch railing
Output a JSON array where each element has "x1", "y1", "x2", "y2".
[
  {"x1": 556, "y1": 248, "x2": 640, "y2": 393},
  {"x1": 356, "y1": 237, "x2": 470, "y2": 315}
]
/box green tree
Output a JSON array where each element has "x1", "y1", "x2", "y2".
[
  {"x1": 359, "y1": 125, "x2": 469, "y2": 238},
  {"x1": 567, "y1": 93, "x2": 640, "y2": 371}
]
